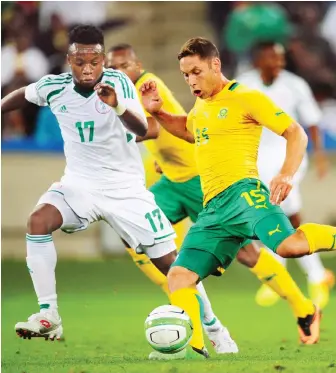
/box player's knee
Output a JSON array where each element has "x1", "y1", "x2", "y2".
[
  {"x1": 236, "y1": 243, "x2": 260, "y2": 268},
  {"x1": 27, "y1": 204, "x2": 62, "y2": 235},
  {"x1": 167, "y1": 266, "x2": 198, "y2": 293},
  {"x1": 276, "y1": 230, "x2": 310, "y2": 258}
]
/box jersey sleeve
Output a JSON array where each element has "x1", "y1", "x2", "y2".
[
  {"x1": 243, "y1": 90, "x2": 294, "y2": 135},
  {"x1": 25, "y1": 74, "x2": 71, "y2": 107},
  {"x1": 294, "y1": 78, "x2": 322, "y2": 127}
]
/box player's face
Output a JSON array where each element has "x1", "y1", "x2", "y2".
[
  {"x1": 180, "y1": 55, "x2": 221, "y2": 99},
  {"x1": 105, "y1": 50, "x2": 141, "y2": 83},
  {"x1": 68, "y1": 44, "x2": 105, "y2": 88},
  {"x1": 257, "y1": 46, "x2": 285, "y2": 79}
]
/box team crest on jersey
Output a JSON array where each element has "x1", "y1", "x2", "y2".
[
  {"x1": 218, "y1": 108, "x2": 228, "y2": 119},
  {"x1": 95, "y1": 99, "x2": 112, "y2": 114}
]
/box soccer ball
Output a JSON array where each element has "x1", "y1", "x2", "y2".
[{"x1": 144, "y1": 305, "x2": 193, "y2": 354}]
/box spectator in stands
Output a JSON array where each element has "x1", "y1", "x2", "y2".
[
  {"x1": 35, "y1": 13, "x2": 69, "y2": 75},
  {"x1": 321, "y1": 3, "x2": 336, "y2": 56},
  {"x1": 1, "y1": 27, "x2": 49, "y2": 88},
  {"x1": 1, "y1": 26, "x2": 48, "y2": 139}
]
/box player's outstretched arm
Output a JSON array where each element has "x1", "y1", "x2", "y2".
[
  {"x1": 95, "y1": 83, "x2": 148, "y2": 137},
  {"x1": 139, "y1": 80, "x2": 194, "y2": 143},
  {"x1": 1, "y1": 87, "x2": 28, "y2": 113},
  {"x1": 136, "y1": 117, "x2": 160, "y2": 142}
]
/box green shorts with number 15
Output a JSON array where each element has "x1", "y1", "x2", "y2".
[{"x1": 173, "y1": 178, "x2": 295, "y2": 280}]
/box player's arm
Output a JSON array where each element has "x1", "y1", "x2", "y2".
[
  {"x1": 139, "y1": 80, "x2": 194, "y2": 143},
  {"x1": 136, "y1": 117, "x2": 160, "y2": 142},
  {"x1": 1, "y1": 87, "x2": 29, "y2": 113},
  {"x1": 296, "y1": 79, "x2": 329, "y2": 178},
  {"x1": 244, "y1": 90, "x2": 308, "y2": 204},
  {"x1": 95, "y1": 82, "x2": 147, "y2": 137}
]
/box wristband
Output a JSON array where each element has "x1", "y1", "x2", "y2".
[{"x1": 114, "y1": 102, "x2": 126, "y2": 116}]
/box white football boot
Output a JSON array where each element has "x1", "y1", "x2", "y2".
[
  {"x1": 15, "y1": 309, "x2": 63, "y2": 341},
  {"x1": 204, "y1": 323, "x2": 239, "y2": 354}
]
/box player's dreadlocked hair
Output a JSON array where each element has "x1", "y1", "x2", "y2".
[
  {"x1": 69, "y1": 25, "x2": 104, "y2": 46},
  {"x1": 178, "y1": 37, "x2": 219, "y2": 61}
]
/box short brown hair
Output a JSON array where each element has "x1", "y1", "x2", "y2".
[{"x1": 178, "y1": 37, "x2": 219, "y2": 61}]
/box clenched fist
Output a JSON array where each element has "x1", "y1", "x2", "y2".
[
  {"x1": 139, "y1": 80, "x2": 163, "y2": 114},
  {"x1": 94, "y1": 83, "x2": 118, "y2": 108}
]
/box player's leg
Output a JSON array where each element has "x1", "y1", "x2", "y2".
[
  {"x1": 124, "y1": 176, "x2": 184, "y2": 296},
  {"x1": 237, "y1": 242, "x2": 317, "y2": 320},
  {"x1": 288, "y1": 212, "x2": 331, "y2": 310},
  {"x1": 16, "y1": 187, "x2": 88, "y2": 341}
]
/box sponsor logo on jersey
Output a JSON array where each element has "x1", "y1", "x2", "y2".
[
  {"x1": 95, "y1": 99, "x2": 112, "y2": 114},
  {"x1": 218, "y1": 108, "x2": 228, "y2": 119},
  {"x1": 59, "y1": 105, "x2": 68, "y2": 113},
  {"x1": 275, "y1": 111, "x2": 284, "y2": 116}
]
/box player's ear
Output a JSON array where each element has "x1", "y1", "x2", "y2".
[
  {"x1": 67, "y1": 54, "x2": 71, "y2": 66},
  {"x1": 212, "y1": 57, "x2": 221, "y2": 73}
]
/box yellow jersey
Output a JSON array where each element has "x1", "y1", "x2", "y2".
[
  {"x1": 135, "y1": 71, "x2": 198, "y2": 183},
  {"x1": 187, "y1": 80, "x2": 294, "y2": 205}
]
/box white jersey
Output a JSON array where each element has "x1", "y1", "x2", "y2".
[
  {"x1": 25, "y1": 69, "x2": 147, "y2": 190},
  {"x1": 237, "y1": 69, "x2": 322, "y2": 164}
]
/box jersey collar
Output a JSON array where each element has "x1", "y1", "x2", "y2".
[
  {"x1": 134, "y1": 70, "x2": 148, "y2": 85},
  {"x1": 206, "y1": 80, "x2": 239, "y2": 101}
]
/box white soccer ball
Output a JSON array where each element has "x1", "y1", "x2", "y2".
[{"x1": 144, "y1": 305, "x2": 193, "y2": 354}]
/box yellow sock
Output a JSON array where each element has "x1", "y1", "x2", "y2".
[
  {"x1": 170, "y1": 288, "x2": 205, "y2": 350},
  {"x1": 250, "y1": 248, "x2": 315, "y2": 317},
  {"x1": 298, "y1": 223, "x2": 336, "y2": 254},
  {"x1": 126, "y1": 248, "x2": 169, "y2": 296}
]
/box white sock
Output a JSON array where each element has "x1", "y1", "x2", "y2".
[
  {"x1": 196, "y1": 282, "x2": 220, "y2": 329},
  {"x1": 296, "y1": 254, "x2": 326, "y2": 284},
  {"x1": 26, "y1": 234, "x2": 58, "y2": 310}
]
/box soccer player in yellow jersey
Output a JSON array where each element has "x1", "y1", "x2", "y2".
[
  {"x1": 107, "y1": 43, "x2": 330, "y2": 355},
  {"x1": 140, "y1": 37, "x2": 336, "y2": 360}
]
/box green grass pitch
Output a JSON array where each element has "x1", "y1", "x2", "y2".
[{"x1": 2, "y1": 257, "x2": 336, "y2": 373}]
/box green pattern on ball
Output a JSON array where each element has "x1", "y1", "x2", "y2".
[{"x1": 145, "y1": 317, "x2": 193, "y2": 353}]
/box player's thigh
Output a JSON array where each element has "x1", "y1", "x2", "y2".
[
  {"x1": 254, "y1": 211, "x2": 296, "y2": 253},
  {"x1": 37, "y1": 182, "x2": 94, "y2": 233},
  {"x1": 173, "y1": 215, "x2": 243, "y2": 280},
  {"x1": 280, "y1": 183, "x2": 302, "y2": 217},
  {"x1": 103, "y1": 188, "x2": 177, "y2": 255},
  {"x1": 150, "y1": 176, "x2": 186, "y2": 224}
]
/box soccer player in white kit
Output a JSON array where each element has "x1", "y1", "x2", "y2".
[
  {"x1": 1, "y1": 26, "x2": 235, "y2": 353},
  {"x1": 237, "y1": 41, "x2": 334, "y2": 310}
]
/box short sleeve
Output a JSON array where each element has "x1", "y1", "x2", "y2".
[
  {"x1": 25, "y1": 73, "x2": 72, "y2": 107},
  {"x1": 243, "y1": 90, "x2": 294, "y2": 135},
  {"x1": 25, "y1": 82, "x2": 47, "y2": 106}
]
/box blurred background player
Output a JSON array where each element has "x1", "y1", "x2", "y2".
[
  {"x1": 106, "y1": 43, "x2": 327, "y2": 352},
  {"x1": 237, "y1": 42, "x2": 335, "y2": 310}
]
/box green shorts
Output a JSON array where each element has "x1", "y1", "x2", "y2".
[
  {"x1": 150, "y1": 175, "x2": 203, "y2": 224},
  {"x1": 173, "y1": 178, "x2": 296, "y2": 280}
]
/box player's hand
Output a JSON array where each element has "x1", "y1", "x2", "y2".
[
  {"x1": 154, "y1": 161, "x2": 163, "y2": 174},
  {"x1": 314, "y1": 151, "x2": 329, "y2": 179},
  {"x1": 139, "y1": 80, "x2": 163, "y2": 114},
  {"x1": 269, "y1": 173, "x2": 293, "y2": 205},
  {"x1": 94, "y1": 83, "x2": 118, "y2": 108}
]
